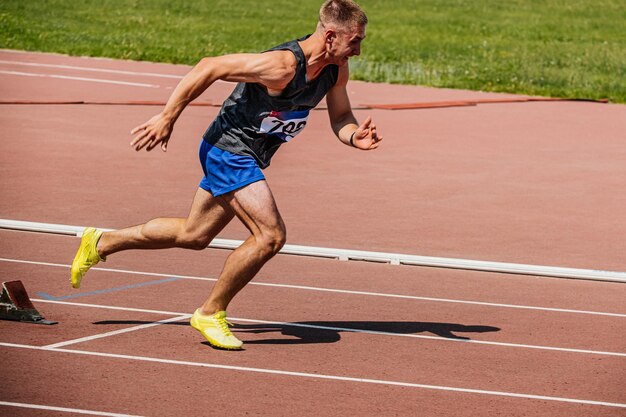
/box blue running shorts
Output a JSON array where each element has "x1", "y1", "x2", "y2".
[{"x1": 198, "y1": 140, "x2": 265, "y2": 197}]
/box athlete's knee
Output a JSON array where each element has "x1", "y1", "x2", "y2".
[
  {"x1": 258, "y1": 225, "x2": 286, "y2": 256},
  {"x1": 272, "y1": 228, "x2": 287, "y2": 254}
]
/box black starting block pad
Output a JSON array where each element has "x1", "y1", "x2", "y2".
[{"x1": 0, "y1": 280, "x2": 57, "y2": 325}]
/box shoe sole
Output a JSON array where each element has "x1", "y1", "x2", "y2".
[
  {"x1": 70, "y1": 251, "x2": 88, "y2": 289},
  {"x1": 70, "y1": 250, "x2": 89, "y2": 289},
  {"x1": 70, "y1": 266, "x2": 84, "y2": 289}
]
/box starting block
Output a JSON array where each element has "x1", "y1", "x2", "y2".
[{"x1": 0, "y1": 280, "x2": 57, "y2": 325}]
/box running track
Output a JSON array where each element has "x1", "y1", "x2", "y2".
[{"x1": 0, "y1": 49, "x2": 625, "y2": 417}]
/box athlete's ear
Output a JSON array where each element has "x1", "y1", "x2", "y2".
[{"x1": 324, "y1": 28, "x2": 336, "y2": 45}]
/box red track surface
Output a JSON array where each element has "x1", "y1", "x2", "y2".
[{"x1": 1, "y1": 50, "x2": 625, "y2": 417}]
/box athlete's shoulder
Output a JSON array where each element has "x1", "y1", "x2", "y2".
[
  {"x1": 257, "y1": 50, "x2": 298, "y2": 87},
  {"x1": 262, "y1": 49, "x2": 298, "y2": 71}
]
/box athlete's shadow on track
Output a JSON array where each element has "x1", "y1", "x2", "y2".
[
  {"x1": 94, "y1": 320, "x2": 500, "y2": 345},
  {"x1": 233, "y1": 321, "x2": 501, "y2": 345}
]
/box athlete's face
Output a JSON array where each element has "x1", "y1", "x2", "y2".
[{"x1": 328, "y1": 24, "x2": 366, "y2": 64}]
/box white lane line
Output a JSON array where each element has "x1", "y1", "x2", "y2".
[
  {"x1": 1, "y1": 342, "x2": 624, "y2": 409},
  {"x1": 0, "y1": 401, "x2": 144, "y2": 417},
  {"x1": 0, "y1": 70, "x2": 160, "y2": 88},
  {"x1": 31, "y1": 299, "x2": 626, "y2": 357},
  {"x1": 0, "y1": 59, "x2": 183, "y2": 79},
  {"x1": 0, "y1": 59, "x2": 228, "y2": 84},
  {"x1": 43, "y1": 314, "x2": 190, "y2": 349},
  {"x1": 1, "y1": 257, "x2": 624, "y2": 318},
  {"x1": 235, "y1": 281, "x2": 626, "y2": 318}
]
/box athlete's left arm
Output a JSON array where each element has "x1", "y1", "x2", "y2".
[{"x1": 326, "y1": 64, "x2": 383, "y2": 150}]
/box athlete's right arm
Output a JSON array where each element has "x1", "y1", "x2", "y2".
[{"x1": 130, "y1": 51, "x2": 296, "y2": 152}]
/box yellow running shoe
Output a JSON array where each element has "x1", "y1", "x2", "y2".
[
  {"x1": 70, "y1": 227, "x2": 105, "y2": 289},
  {"x1": 190, "y1": 309, "x2": 243, "y2": 350}
]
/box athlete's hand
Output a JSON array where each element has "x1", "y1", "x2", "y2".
[
  {"x1": 352, "y1": 116, "x2": 383, "y2": 150},
  {"x1": 130, "y1": 113, "x2": 174, "y2": 152}
]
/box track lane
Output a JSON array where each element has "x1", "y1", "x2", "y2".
[
  {"x1": 2, "y1": 50, "x2": 626, "y2": 417},
  {"x1": 4, "y1": 346, "x2": 621, "y2": 417}
]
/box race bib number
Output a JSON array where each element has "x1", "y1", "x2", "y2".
[{"x1": 259, "y1": 110, "x2": 310, "y2": 142}]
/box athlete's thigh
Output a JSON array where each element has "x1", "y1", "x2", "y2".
[
  {"x1": 222, "y1": 180, "x2": 285, "y2": 235},
  {"x1": 186, "y1": 187, "x2": 236, "y2": 236}
]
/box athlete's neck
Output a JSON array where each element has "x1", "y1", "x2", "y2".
[{"x1": 299, "y1": 31, "x2": 334, "y2": 81}]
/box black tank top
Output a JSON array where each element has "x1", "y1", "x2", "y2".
[{"x1": 202, "y1": 36, "x2": 339, "y2": 169}]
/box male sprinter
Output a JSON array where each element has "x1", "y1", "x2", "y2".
[{"x1": 70, "y1": 0, "x2": 382, "y2": 350}]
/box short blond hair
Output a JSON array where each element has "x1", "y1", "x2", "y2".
[{"x1": 319, "y1": 0, "x2": 368, "y2": 29}]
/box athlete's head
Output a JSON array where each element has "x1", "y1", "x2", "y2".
[
  {"x1": 319, "y1": 0, "x2": 368, "y2": 29},
  {"x1": 318, "y1": 0, "x2": 368, "y2": 63}
]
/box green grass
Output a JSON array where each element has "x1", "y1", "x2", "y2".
[{"x1": 1, "y1": 0, "x2": 624, "y2": 102}]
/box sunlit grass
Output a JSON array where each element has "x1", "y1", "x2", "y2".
[{"x1": 1, "y1": 0, "x2": 624, "y2": 102}]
